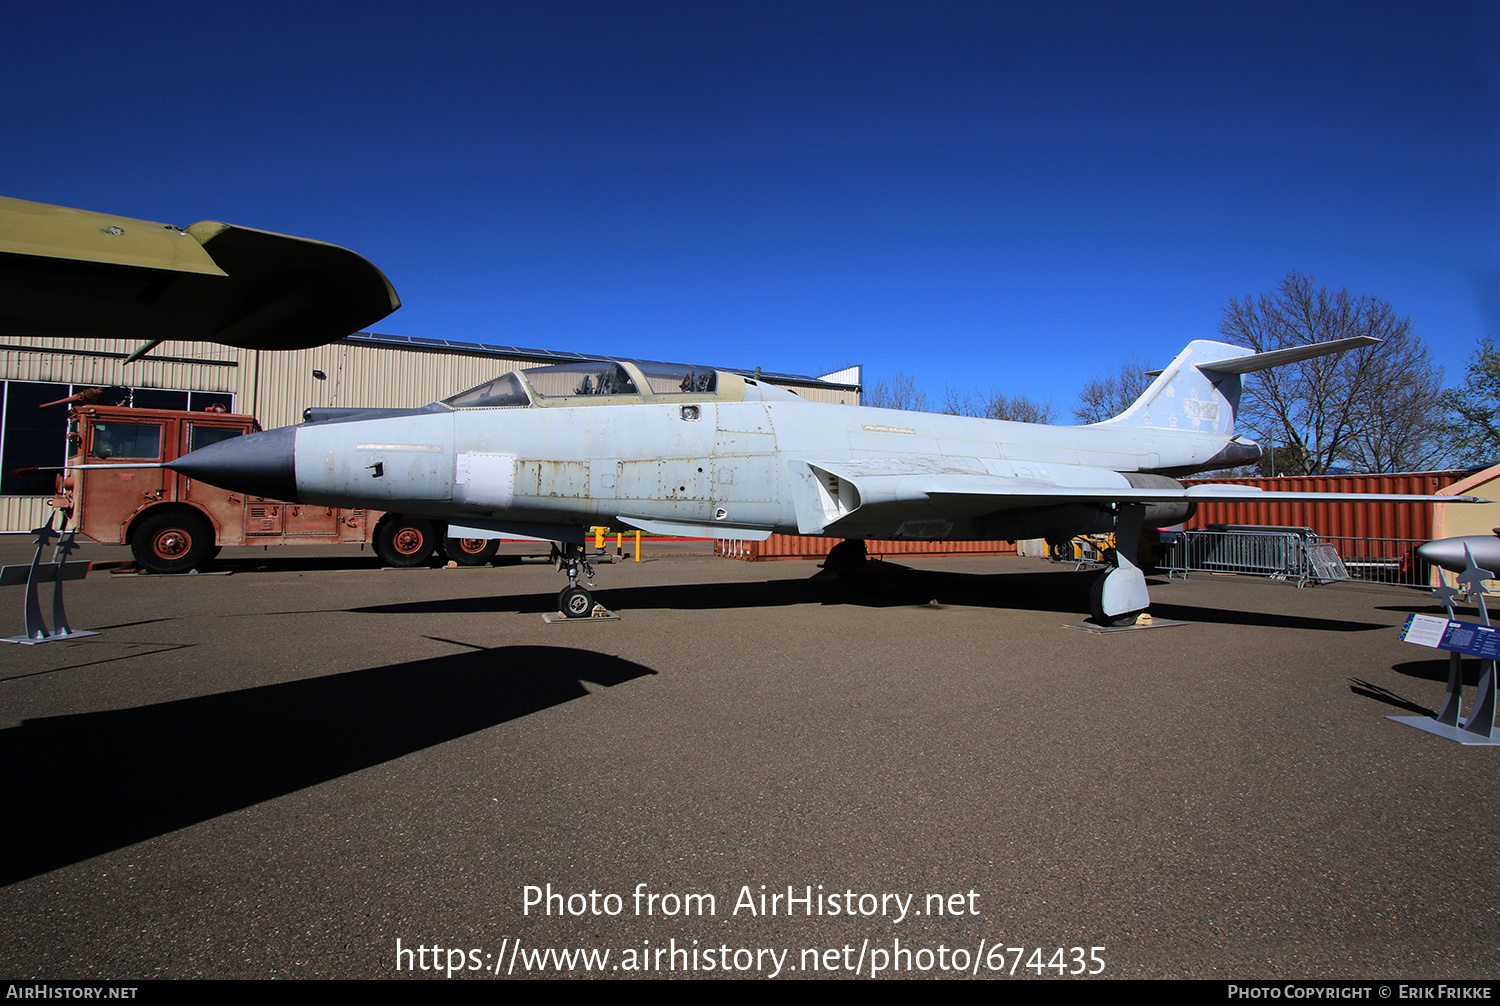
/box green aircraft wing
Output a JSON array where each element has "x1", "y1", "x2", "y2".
[{"x1": 0, "y1": 196, "x2": 400, "y2": 361}]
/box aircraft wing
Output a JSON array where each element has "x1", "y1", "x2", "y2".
[
  {"x1": 790, "y1": 458, "x2": 1488, "y2": 535},
  {"x1": 0, "y1": 196, "x2": 400, "y2": 360},
  {"x1": 926, "y1": 480, "x2": 1487, "y2": 506},
  {"x1": 615, "y1": 515, "x2": 775, "y2": 540}
]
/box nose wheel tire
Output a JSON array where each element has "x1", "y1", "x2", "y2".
[{"x1": 559, "y1": 585, "x2": 594, "y2": 618}]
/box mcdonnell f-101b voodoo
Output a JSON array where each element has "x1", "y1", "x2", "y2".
[{"x1": 168, "y1": 336, "x2": 1486, "y2": 624}]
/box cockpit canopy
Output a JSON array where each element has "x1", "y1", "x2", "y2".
[
  {"x1": 441, "y1": 371, "x2": 530, "y2": 409},
  {"x1": 441, "y1": 359, "x2": 753, "y2": 410}
]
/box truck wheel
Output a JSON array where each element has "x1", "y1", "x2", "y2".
[
  {"x1": 132, "y1": 511, "x2": 214, "y2": 574},
  {"x1": 444, "y1": 536, "x2": 499, "y2": 566},
  {"x1": 376, "y1": 516, "x2": 436, "y2": 567}
]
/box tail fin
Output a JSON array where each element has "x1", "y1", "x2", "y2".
[{"x1": 1098, "y1": 335, "x2": 1379, "y2": 435}]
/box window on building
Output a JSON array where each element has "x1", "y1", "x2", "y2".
[
  {"x1": 131, "y1": 389, "x2": 190, "y2": 411},
  {"x1": 1, "y1": 382, "x2": 69, "y2": 496},
  {"x1": 190, "y1": 392, "x2": 234, "y2": 412},
  {"x1": 0, "y1": 381, "x2": 236, "y2": 496}
]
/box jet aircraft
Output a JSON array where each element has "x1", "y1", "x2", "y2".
[{"x1": 168, "y1": 335, "x2": 1487, "y2": 624}]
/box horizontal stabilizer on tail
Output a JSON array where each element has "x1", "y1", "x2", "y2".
[{"x1": 1197, "y1": 336, "x2": 1380, "y2": 375}]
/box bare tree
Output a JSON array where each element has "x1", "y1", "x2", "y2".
[
  {"x1": 942, "y1": 387, "x2": 1056, "y2": 423},
  {"x1": 1444, "y1": 338, "x2": 1500, "y2": 465},
  {"x1": 939, "y1": 386, "x2": 979, "y2": 417},
  {"x1": 1219, "y1": 271, "x2": 1452, "y2": 474},
  {"x1": 863, "y1": 373, "x2": 929, "y2": 411},
  {"x1": 985, "y1": 391, "x2": 1057, "y2": 424},
  {"x1": 1072, "y1": 356, "x2": 1152, "y2": 424},
  {"x1": 1337, "y1": 345, "x2": 1453, "y2": 472}
]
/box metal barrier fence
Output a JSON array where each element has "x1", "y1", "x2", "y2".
[
  {"x1": 1163, "y1": 529, "x2": 1431, "y2": 588},
  {"x1": 1315, "y1": 535, "x2": 1432, "y2": 587}
]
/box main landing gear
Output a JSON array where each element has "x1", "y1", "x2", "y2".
[
  {"x1": 1088, "y1": 502, "x2": 1150, "y2": 627},
  {"x1": 552, "y1": 541, "x2": 597, "y2": 618}
]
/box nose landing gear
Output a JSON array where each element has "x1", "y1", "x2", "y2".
[{"x1": 553, "y1": 541, "x2": 597, "y2": 618}]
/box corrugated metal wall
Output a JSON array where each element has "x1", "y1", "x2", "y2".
[
  {"x1": 1, "y1": 336, "x2": 241, "y2": 395},
  {"x1": 245, "y1": 343, "x2": 543, "y2": 429},
  {"x1": 1181, "y1": 472, "x2": 1469, "y2": 540},
  {"x1": 0, "y1": 497, "x2": 50, "y2": 535}
]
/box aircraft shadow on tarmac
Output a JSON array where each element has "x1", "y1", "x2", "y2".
[
  {"x1": 0, "y1": 645, "x2": 653, "y2": 886},
  {"x1": 350, "y1": 563, "x2": 1389, "y2": 632},
  {"x1": 1373, "y1": 603, "x2": 1488, "y2": 618},
  {"x1": 184, "y1": 554, "x2": 540, "y2": 575}
]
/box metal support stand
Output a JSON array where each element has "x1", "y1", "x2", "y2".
[
  {"x1": 2, "y1": 516, "x2": 97, "y2": 644},
  {"x1": 1390, "y1": 546, "x2": 1498, "y2": 745}
]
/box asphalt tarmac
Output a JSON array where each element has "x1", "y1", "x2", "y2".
[{"x1": 0, "y1": 541, "x2": 1496, "y2": 980}]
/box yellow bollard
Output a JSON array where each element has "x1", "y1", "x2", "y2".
[
  {"x1": 594, "y1": 525, "x2": 604, "y2": 550},
  {"x1": 634, "y1": 530, "x2": 642, "y2": 562},
  {"x1": 615, "y1": 532, "x2": 622, "y2": 556}
]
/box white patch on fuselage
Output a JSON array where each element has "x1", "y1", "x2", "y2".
[{"x1": 456, "y1": 452, "x2": 516, "y2": 508}]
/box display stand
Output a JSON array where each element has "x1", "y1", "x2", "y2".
[
  {"x1": 1390, "y1": 545, "x2": 1498, "y2": 744},
  {"x1": 1, "y1": 516, "x2": 97, "y2": 645}
]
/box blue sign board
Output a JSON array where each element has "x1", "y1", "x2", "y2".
[{"x1": 1401, "y1": 614, "x2": 1500, "y2": 660}]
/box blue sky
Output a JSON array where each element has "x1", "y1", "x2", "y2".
[{"x1": 7, "y1": 1, "x2": 1496, "y2": 413}]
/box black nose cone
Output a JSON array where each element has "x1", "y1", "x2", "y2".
[{"x1": 169, "y1": 426, "x2": 298, "y2": 500}]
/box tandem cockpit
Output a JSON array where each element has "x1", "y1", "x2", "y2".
[
  {"x1": 438, "y1": 359, "x2": 801, "y2": 411},
  {"x1": 301, "y1": 358, "x2": 799, "y2": 425}
]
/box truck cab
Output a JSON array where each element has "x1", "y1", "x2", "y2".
[{"x1": 52, "y1": 405, "x2": 382, "y2": 572}]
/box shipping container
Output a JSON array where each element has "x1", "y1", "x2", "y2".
[
  {"x1": 716, "y1": 534, "x2": 1016, "y2": 561},
  {"x1": 1181, "y1": 472, "x2": 1471, "y2": 541}
]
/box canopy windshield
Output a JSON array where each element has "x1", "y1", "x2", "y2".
[{"x1": 442, "y1": 372, "x2": 531, "y2": 409}]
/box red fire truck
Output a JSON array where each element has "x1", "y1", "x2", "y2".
[{"x1": 49, "y1": 404, "x2": 498, "y2": 572}]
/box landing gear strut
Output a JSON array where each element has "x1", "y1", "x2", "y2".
[
  {"x1": 823, "y1": 538, "x2": 868, "y2": 573},
  {"x1": 1088, "y1": 502, "x2": 1150, "y2": 627},
  {"x1": 552, "y1": 541, "x2": 597, "y2": 618}
]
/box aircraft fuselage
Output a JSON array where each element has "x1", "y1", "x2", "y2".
[{"x1": 284, "y1": 397, "x2": 1225, "y2": 543}]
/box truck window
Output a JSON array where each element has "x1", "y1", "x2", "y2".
[
  {"x1": 90, "y1": 423, "x2": 162, "y2": 460},
  {"x1": 190, "y1": 426, "x2": 243, "y2": 452}
]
